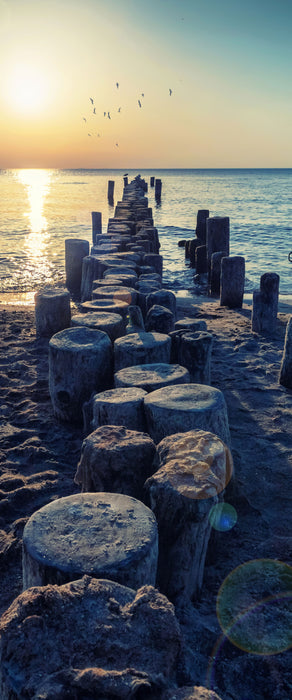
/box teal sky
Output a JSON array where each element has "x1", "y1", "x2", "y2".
[{"x1": 0, "y1": 0, "x2": 291, "y2": 167}]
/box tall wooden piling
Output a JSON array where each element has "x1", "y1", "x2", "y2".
[
  {"x1": 108, "y1": 180, "x2": 115, "y2": 204},
  {"x1": 91, "y1": 211, "x2": 102, "y2": 245},
  {"x1": 155, "y1": 179, "x2": 162, "y2": 202}
]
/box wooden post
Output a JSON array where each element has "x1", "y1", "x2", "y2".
[
  {"x1": 150, "y1": 176, "x2": 155, "y2": 187},
  {"x1": 108, "y1": 180, "x2": 115, "y2": 204},
  {"x1": 196, "y1": 209, "x2": 209, "y2": 245},
  {"x1": 155, "y1": 179, "x2": 162, "y2": 202},
  {"x1": 220, "y1": 256, "x2": 245, "y2": 308},
  {"x1": 279, "y1": 315, "x2": 292, "y2": 388},
  {"x1": 65, "y1": 239, "x2": 89, "y2": 296},
  {"x1": 91, "y1": 211, "x2": 102, "y2": 245},
  {"x1": 206, "y1": 216, "x2": 230, "y2": 284}
]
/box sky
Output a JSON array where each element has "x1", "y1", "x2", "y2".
[{"x1": 0, "y1": 0, "x2": 291, "y2": 168}]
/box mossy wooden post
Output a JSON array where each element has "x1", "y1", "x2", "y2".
[
  {"x1": 91, "y1": 211, "x2": 102, "y2": 245},
  {"x1": 65, "y1": 239, "x2": 89, "y2": 296},
  {"x1": 108, "y1": 180, "x2": 115, "y2": 204}
]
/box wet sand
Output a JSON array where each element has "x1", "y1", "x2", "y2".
[{"x1": 0, "y1": 293, "x2": 291, "y2": 698}]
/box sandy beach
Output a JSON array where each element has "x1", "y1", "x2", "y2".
[{"x1": 0, "y1": 292, "x2": 291, "y2": 698}]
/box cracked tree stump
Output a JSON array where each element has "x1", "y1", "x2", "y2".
[
  {"x1": 144, "y1": 429, "x2": 233, "y2": 601},
  {"x1": 74, "y1": 425, "x2": 156, "y2": 499}
]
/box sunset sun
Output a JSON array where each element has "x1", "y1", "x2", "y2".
[{"x1": 7, "y1": 63, "x2": 49, "y2": 115}]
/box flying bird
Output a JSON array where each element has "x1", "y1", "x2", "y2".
[
  {"x1": 115, "y1": 143, "x2": 119, "y2": 147},
  {"x1": 88, "y1": 133, "x2": 92, "y2": 137},
  {"x1": 141, "y1": 93, "x2": 144, "y2": 97},
  {"x1": 138, "y1": 99, "x2": 142, "y2": 108},
  {"x1": 93, "y1": 107, "x2": 96, "y2": 114},
  {"x1": 108, "y1": 112, "x2": 111, "y2": 119},
  {"x1": 97, "y1": 133, "x2": 101, "y2": 137},
  {"x1": 118, "y1": 107, "x2": 121, "y2": 113},
  {"x1": 104, "y1": 112, "x2": 106, "y2": 117},
  {"x1": 116, "y1": 82, "x2": 119, "y2": 89},
  {"x1": 169, "y1": 88, "x2": 172, "y2": 96},
  {"x1": 82, "y1": 117, "x2": 87, "y2": 122},
  {"x1": 90, "y1": 97, "x2": 94, "y2": 104}
]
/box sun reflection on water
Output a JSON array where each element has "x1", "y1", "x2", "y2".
[{"x1": 17, "y1": 169, "x2": 53, "y2": 286}]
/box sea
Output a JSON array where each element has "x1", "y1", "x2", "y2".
[{"x1": 0, "y1": 168, "x2": 291, "y2": 304}]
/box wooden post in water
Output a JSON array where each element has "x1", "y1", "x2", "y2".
[
  {"x1": 108, "y1": 180, "x2": 115, "y2": 204},
  {"x1": 196, "y1": 209, "x2": 209, "y2": 245},
  {"x1": 91, "y1": 212, "x2": 102, "y2": 245},
  {"x1": 150, "y1": 176, "x2": 155, "y2": 187},
  {"x1": 155, "y1": 179, "x2": 162, "y2": 202}
]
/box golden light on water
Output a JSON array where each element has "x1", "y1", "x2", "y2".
[
  {"x1": 16, "y1": 169, "x2": 54, "y2": 289},
  {"x1": 18, "y1": 168, "x2": 51, "y2": 252}
]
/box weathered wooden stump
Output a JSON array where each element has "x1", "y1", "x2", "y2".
[
  {"x1": 144, "y1": 384, "x2": 231, "y2": 445},
  {"x1": 189, "y1": 238, "x2": 201, "y2": 268},
  {"x1": 175, "y1": 318, "x2": 207, "y2": 332},
  {"x1": 65, "y1": 238, "x2": 90, "y2": 296},
  {"x1": 114, "y1": 331, "x2": 171, "y2": 371},
  {"x1": 104, "y1": 272, "x2": 138, "y2": 287},
  {"x1": 143, "y1": 253, "x2": 163, "y2": 277},
  {"x1": 108, "y1": 179, "x2": 115, "y2": 203},
  {"x1": 91, "y1": 210, "x2": 102, "y2": 244},
  {"x1": 74, "y1": 425, "x2": 156, "y2": 499},
  {"x1": 170, "y1": 327, "x2": 207, "y2": 364},
  {"x1": 92, "y1": 284, "x2": 137, "y2": 305},
  {"x1": 49, "y1": 327, "x2": 112, "y2": 424},
  {"x1": 0, "y1": 577, "x2": 181, "y2": 700},
  {"x1": 22, "y1": 493, "x2": 158, "y2": 589},
  {"x1": 71, "y1": 311, "x2": 124, "y2": 342},
  {"x1": 196, "y1": 209, "x2": 210, "y2": 245},
  {"x1": 81, "y1": 297, "x2": 129, "y2": 322},
  {"x1": 220, "y1": 256, "x2": 245, "y2": 308},
  {"x1": 155, "y1": 178, "x2": 162, "y2": 201},
  {"x1": 146, "y1": 304, "x2": 175, "y2": 334},
  {"x1": 251, "y1": 272, "x2": 280, "y2": 333},
  {"x1": 178, "y1": 331, "x2": 213, "y2": 384},
  {"x1": 92, "y1": 387, "x2": 147, "y2": 432},
  {"x1": 210, "y1": 251, "x2": 225, "y2": 296},
  {"x1": 206, "y1": 216, "x2": 230, "y2": 280},
  {"x1": 35, "y1": 287, "x2": 71, "y2": 338},
  {"x1": 80, "y1": 255, "x2": 101, "y2": 301},
  {"x1": 126, "y1": 305, "x2": 145, "y2": 333},
  {"x1": 146, "y1": 289, "x2": 177, "y2": 317},
  {"x1": 114, "y1": 362, "x2": 190, "y2": 392},
  {"x1": 279, "y1": 315, "x2": 292, "y2": 388},
  {"x1": 139, "y1": 272, "x2": 162, "y2": 286},
  {"x1": 144, "y1": 429, "x2": 233, "y2": 601},
  {"x1": 196, "y1": 245, "x2": 208, "y2": 273}
]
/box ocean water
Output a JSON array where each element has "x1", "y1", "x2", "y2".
[{"x1": 0, "y1": 168, "x2": 291, "y2": 301}]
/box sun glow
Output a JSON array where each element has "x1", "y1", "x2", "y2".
[{"x1": 7, "y1": 63, "x2": 49, "y2": 115}]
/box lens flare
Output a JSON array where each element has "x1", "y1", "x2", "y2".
[{"x1": 216, "y1": 559, "x2": 292, "y2": 655}]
